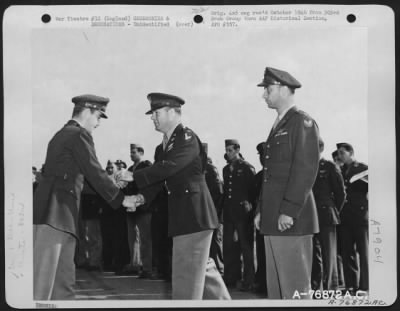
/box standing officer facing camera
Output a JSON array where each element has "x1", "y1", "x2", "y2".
[
  {"x1": 128, "y1": 93, "x2": 231, "y2": 300},
  {"x1": 254, "y1": 67, "x2": 320, "y2": 299},
  {"x1": 33, "y1": 94, "x2": 137, "y2": 300}
]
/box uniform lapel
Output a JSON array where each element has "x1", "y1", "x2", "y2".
[
  {"x1": 267, "y1": 106, "x2": 298, "y2": 140},
  {"x1": 164, "y1": 123, "x2": 183, "y2": 154}
]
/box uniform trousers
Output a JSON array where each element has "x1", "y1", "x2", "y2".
[
  {"x1": 264, "y1": 235, "x2": 313, "y2": 299},
  {"x1": 339, "y1": 224, "x2": 368, "y2": 290},
  {"x1": 33, "y1": 224, "x2": 76, "y2": 300},
  {"x1": 223, "y1": 220, "x2": 255, "y2": 287},
  {"x1": 172, "y1": 229, "x2": 231, "y2": 300},
  {"x1": 311, "y1": 225, "x2": 339, "y2": 290},
  {"x1": 76, "y1": 219, "x2": 102, "y2": 267},
  {"x1": 255, "y1": 229, "x2": 267, "y2": 292},
  {"x1": 209, "y1": 223, "x2": 224, "y2": 275},
  {"x1": 127, "y1": 212, "x2": 152, "y2": 272}
]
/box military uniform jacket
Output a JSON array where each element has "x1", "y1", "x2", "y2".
[
  {"x1": 222, "y1": 159, "x2": 256, "y2": 223},
  {"x1": 205, "y1": 160, "x2": 224, "y2": 222},
  {"x1": 312, "y1": 158, "x2": 346, "y2": 226},
  {"x1": 134, "y1": 124, "x2": 218, "y2": 237},
  {"x1": 258, "y1": 106, "x2": 320, "y2": 236},
  {"x1": 340, "y1": 161, "x2": 368, "y2": 226},
  {"x1": 33, "y1": 120, "x2": 124, "y2": 238}
]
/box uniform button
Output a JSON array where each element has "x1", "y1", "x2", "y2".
[
  {"x1": 228, "y1": 195, "x2": 232, "y2": 199},
  {"x1": 229, "y1": 182, "x2": 232, "y2": 184},
  {"x1": 322, "y1": 206, "x2": 326, "y2": 209},
  {"x1": 266, "y1": 155, "x2": 270, "y2": 159},
  {"x1": 64, "y1": 174, "x2": 68, "y2": 180},
  {"x1": 263, "y1": 179, "x2": 267, "y2": 182},
  {"x1": 168, "y1": 191, "x2": 171, "y2": 195},
  {"x1": 267, "y1": 144, "x2": 270, "y2": 148},
  {"x1": 229, "y1": 175, "x2": 232, "y2": 178},
  {"x1": 264, "y1": 167, "x2": 268, "y2": 171},
  {"x1": 229, "y1": 189, "x2": 232, "y2": 192},
  {"x1": 277, "y1": 142, "x2": 280, "y2": 145},
  {"x1": 360, "y1": 206, "x2": 364, "y2": 210}
]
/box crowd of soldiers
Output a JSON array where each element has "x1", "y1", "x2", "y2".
[{"x1": 32, "y1": 137, "x2": 368, "y2": 296}]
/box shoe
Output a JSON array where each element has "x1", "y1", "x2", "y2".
[
  {"x1": 86, "y1": 265, "x2": 101, "y2": 272},
  {"x1": 239, "y1": 283, "x2": 254, "y2": 292},
  {"x1": 138, "y1": 271, "x2": 152, "y2": 279}
]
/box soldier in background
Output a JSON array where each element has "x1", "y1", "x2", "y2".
[
  {"x1": 337, "y1": 142, "x2": 369, "y2": 294},
  {"x1": 76, "y1": 179, "x2": 104, "y2": 271},
  {"x1": 100, "y1": 160, "x2": 118, "y2": 271},
  {"x1": 125, "y1": 144, "x2": 155, "y2": 278},
  {"x1": 203, "y1": 143, "x2": 224, "y2": 275},
  {"x1": 331, "y1": 149, "x2": 346, "y2": 289},
  {"x1": 252, "y1": 142, "x2": 267, "y2": 295},
  {"x1": 222, "y1": 139, "x2": 256, "y2": 292},
  {"x1": 311, "y1": 138, "x2": 346, "y2": 291}
]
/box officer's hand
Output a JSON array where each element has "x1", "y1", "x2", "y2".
[
  {"x1": 118, "y1": 170, "x2": 134, "y2": 182},
  {"x1": 254, "y1": 212, "x2": 261, "y2": 231},
  {"x1": 123, "y1": 195, "x2": 137, "y2": 212},
  {"x1": 278, "y1": 214, "x2": 294, "y2": 232},
  {"x1": 241, "y1": 200, "x2": 252, "y2": 213}
]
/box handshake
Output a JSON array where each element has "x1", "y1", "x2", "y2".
[
  {"x1": 122, "y1": 194, "x2": 145, "y2": 212},
  {"x1": 114, "y1": 170, "x2": 134, "y2": 189}
]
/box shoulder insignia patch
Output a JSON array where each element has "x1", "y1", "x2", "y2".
[{"x1": 304, "y1": 119, "x2": 313, "y2": 128}]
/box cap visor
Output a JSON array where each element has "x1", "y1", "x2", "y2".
[
  {"x1": 257, "y1": 81, "x2": 267, "y2": 87},
  {"x1": 145, "y1": 109, "x2": 153, "y2": 115},
  {"x1": 100, "y1": 112, "x2": 108, "y2": 119}
]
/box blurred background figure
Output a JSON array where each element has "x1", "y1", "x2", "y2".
[
  {"x1": 75, "y1": 179, "x2": 104, "y2": 271},
  {"x1": 311, "y1": 138, "x2": 346, "y2": 291},
  {"x1": 222, "y1": 139, "x2": 256, "y2": 292},
  {"x1": 337, "y1": 143, "x2": 369, "y2": 294},
  {"x1": 252, "y1": 142, "x2": 267, "y2": 295},
  {"x1": 203, "y1": 143, "x2": 224, "y2": 276},
  {"x1": 124, "y1": 144, "x2": 156, "y2": 279}
]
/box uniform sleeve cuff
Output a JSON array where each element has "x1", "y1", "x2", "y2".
[
  {"x1": 108, "y1": 190, "x2": 125, "y2": 210},
  {"x1": 279, "y1": 199, "x2": 301, "y2": 219}
]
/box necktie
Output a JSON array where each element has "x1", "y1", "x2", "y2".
[{"x1": 162, "y1": 134, "x2": 168, "y2": 150}]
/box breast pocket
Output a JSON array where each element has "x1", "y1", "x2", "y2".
[{"x1": 273, "y1": 134, "x2": 290, "y2": 161}]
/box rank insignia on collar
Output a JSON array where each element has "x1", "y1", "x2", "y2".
[
  {"x1": 167, "y1": 144, "x2": 174, "y2": 151},
  {"x1": 304, "y1": 119, "x2": 313, "y2": 127},
  {"x1": 184, "y1": 133, "x2": 192, "y2": 140}
]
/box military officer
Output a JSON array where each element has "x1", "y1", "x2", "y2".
[
  {"x1": 311, "y1": 138, "x2": 346, "y2": 291},
  {"x1": 254, "y1": 67, "x2": 320, "y2": 299},
  {"x1": 33, "y1": 94, "x2": 136, "y2": 300},
  {"x1": 203, "y1": 143, "x2": 225, "y2": 275},
  {"x1": 337, "y1": 142, "x2": 369, "y2": 293},
  {"x1": 130, "y1": 93, "x2": 231, "y2": 300},
  {"x1": 222, "y1": 139, "x2": 256, "y2": 291}
]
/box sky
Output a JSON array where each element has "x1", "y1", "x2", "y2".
[{"x1": 32, "y1": 26, "x2": 368, "y2": 174}]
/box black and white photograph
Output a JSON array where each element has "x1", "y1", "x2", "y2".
[{"x1": 3, "y1": 4, "x2": 396, "y2": 308}]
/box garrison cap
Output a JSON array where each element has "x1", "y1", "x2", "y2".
[
  {"x1": 130, "y1": 143, "x2": 144, "y2": 151},
  {"x1": 145, "y1": 92, "x2": 185, "y2": 115},
  {"x1": 72, "y1": 94, "x2": 110, "y2": 119},
  {"x1": 225, "y1": 139, "x2": 240, "y2": 147},
  {"x1": 202, "y1": 143, "x2": 208, "y2": 155},
  {"x1": 115, "y1": 159, "x2": 127, "y2": 168},
  {"x1": 336, "y1": 142, "x2": 354, "y2": 153},
  {"x1": 257, "y1": 67, "x2": 301, "y2": 89},
  {"x1": 256, "y1": 142, "x2": 266, "y2": 154}
]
